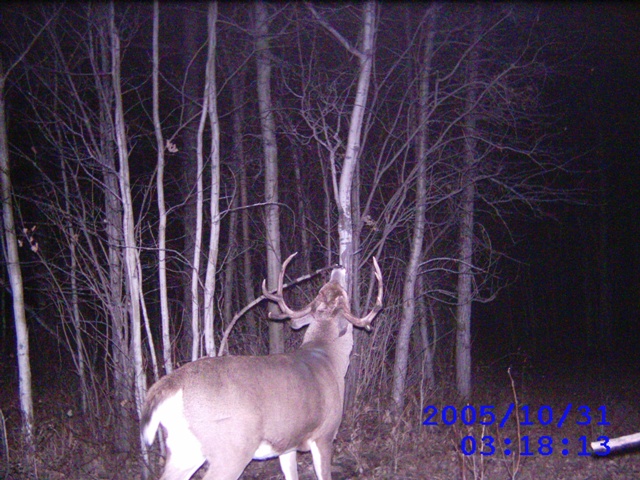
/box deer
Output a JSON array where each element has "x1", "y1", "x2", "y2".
[{"x1": 141, "y1": 253, "x2": 383, "y2": 480}]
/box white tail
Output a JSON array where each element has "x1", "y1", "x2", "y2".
[{"x1": 141, "y1": 254, "x2": 383, "y2": 480}]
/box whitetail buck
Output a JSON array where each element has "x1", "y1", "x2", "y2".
[{"x1": 141, "y1": 253, "x2": 383, "y2": 480}]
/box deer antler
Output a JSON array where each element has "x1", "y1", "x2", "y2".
[
  {"x1": 262, "y1": 253, "x2": 313, "y2": 320},
  {"x1": 342, "y1": 257, "x2": 383, "y2": 331}
]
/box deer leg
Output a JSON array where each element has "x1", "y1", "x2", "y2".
[
  {"x1": 310, "y1": 439, "x2": 333, "y2": 480},
  {"x1": 278, "y1": 450, "x2": 299, "y2": 480}
]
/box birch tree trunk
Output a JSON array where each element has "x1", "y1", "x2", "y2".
[
  {"x1": 94, "y1": 16, "x2": 131, "y2": 449},
  {"x1": 255, "y1": 1, "x2": 283, "y2": 354},
  {"x1": 152, "y1": 1, "x2": 172, "y2": 374},
  {"x1": 320, "y1": 157, "x2": 333, "y2": 267},
  {"x1": 190, "y1": 18, "x2": 208, "y2": 360},
  {"x1": 0, "y1": 14, "x2": 58, "y2": 465},
  {"x1": 109, "y1": 4, "x2": 148, "y2": 459},
  {"x1": 455, "y1": 10, "x2": 481, "y2": 401},
  {"x1": 180, "y1": 6, "x2": 205, "y2": 363},
  {"x1": 392, "y1": 6, "x2": 438, "y2": 413},
  {"x1": 202, "y1": 2, "x2": 220, "y2": 357},
  {"x1": 336, "y1": 1, "x2": 376, "y2": 288},
  {"x1": 0, "y1": 69, "x2": 35, "y2": 469},
  {"x1": 340, "y1": 1, "x2": 377, "y2": 407},
  {"x1": 308, "y1": 1, "x2": 377, "y2": 408}
]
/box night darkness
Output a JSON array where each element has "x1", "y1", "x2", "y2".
[
  {"x1": 474, "y1": 4, "x2": 640, "y2": 371},
  {"x1": 2, "y1": 3, "x2": 640, "y2": 479}
]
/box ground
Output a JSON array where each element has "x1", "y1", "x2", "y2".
[{"x1": 1, "y1": 356, "x2": 639, "y2": 479}]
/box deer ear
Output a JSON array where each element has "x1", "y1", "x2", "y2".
[
  {"x1": 290, "y1": 314, "x2": 314, "y2": 330},
  {"x1": 337, "y1": 315, "x2": 350, "y2": 337}
]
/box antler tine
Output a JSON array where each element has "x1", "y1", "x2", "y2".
[
  {"x1": 262, "y1": 253, "x2": 312, "y2": 320},
  {"x1": 343, "y1": 256, "x2": 383, "y2": 331}
]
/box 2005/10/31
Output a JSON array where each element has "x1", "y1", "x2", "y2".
[
  {"x1": 423, "y1": 404, "x2": 610, "y2": 428},
  {"x1": 460, "y1": 435, "x2": 611, "y2": 457}
]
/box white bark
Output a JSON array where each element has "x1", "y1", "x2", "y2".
[
  {"x1": 191, "y1": 27, "x2": 208, "y2": 361},
  {"x1": 109, "y1": 4, "x2": 148, "y2": 458},
  {"x1": 335, "y1": 1, "x2": 376, "y2": 288},
  {"x1": 95, "y1": 21, "x2": 131, "y2": 449},
  {"x1": 0, "y1": 15, "x2": 53, "y2": 465},
  {"x1": 309, "y1": 2, "x2": 377, "y2": 409},
  {"x1": 392, "y1": 6, "x2": 438, "y2": 412},
  {"x1": 179, "y1": 5, "x2": 204, "y2": 363},
  {"x1": 0, "y1": 72, "x2": 34, "y2": 465},
  {"x1": 152, "y1": 1, "x2": 172, "y2": 374},
  {"x1": 338, "y1": 2, "x2": 376, "y2": 276},
  {"x1": 203, "y1": 2, "x2": 220, "y2": 357},
  {"x1": 255, "y1": 1, "x2": 283, "y2": 354}
]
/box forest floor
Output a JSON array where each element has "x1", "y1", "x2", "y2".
[{"x1": 1, "y1": 353, "x2": 639, "y2": 479}]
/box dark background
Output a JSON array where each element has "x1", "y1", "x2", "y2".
[{"x1": 474, "y1": 4, "x2": 640, "y2": 373}]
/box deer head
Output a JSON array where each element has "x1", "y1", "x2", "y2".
[{"x1": 141, "y1": 254, "x2": 383, "y2": 480}]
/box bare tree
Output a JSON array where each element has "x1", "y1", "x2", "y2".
[
  {"x1": 152, "y1": 1, "x2": 172, "y2": 374},
  {"x1": 202, "y1": 2, "x2": 221, "y2": 357},
  {"x1": 454, "y1": 8, "x2": 481, "y2": 402},
  {"x1": 0, "y1": 11, "x2": 55, "y2": 468},
  {"x1": 179, "y1": 4, "x2": 206, "y2": 364},
  {"x1": 255, "y1": 1, "x2": 283, "y2": 354},
  {"x1": 305, "y1": 1, "x2": 377, "y2": 407},
  {"x1": 392, "y1": 5, "x2": 440, "y2": 413},
  {"x1": 308, "y1": 2, "x2": 376, "y2": 285},
  {"x1": 109, "y1": 4, "x2": 151, "y2": 460},
  {"x1": 1, "y1": 58, "x2": 34, "y2": 470}
]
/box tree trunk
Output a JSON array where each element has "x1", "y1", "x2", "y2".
[
  {"x1": 202, "y1": 2, "x2": 220, "y2": 358},
  {"x1": 180, "y1": 5, "x2": 205, "y2": 364},
  {"x1": 190, "y1": 7, "x2": 211, "y2": 360},
  {"x1": 293, "y1": 148, "x2": 311, "y2": 273},
  {"x1": 231, "y1": 68, "x2": 259, "y2": 352},
  {"x1": 418, "y1": 275, "x2": 435, "y2": 395},
  {"x1": 0, "y1": 71, "x2": 35, "y2": 470},
  {"x1": 222, "y1": 219, "x2": 237, "y2": 329},
  {"x1": 152, "y1": 1, "x2": 172, "y2": 374},
  {"x1": 455, "y1": 10, "x2": 480, "y2": 401},
  {"x1": 320, "y1": 153, "x2": 333, "y2": 267},
  {"x1": 61, "y1": 148, "x2": 88, "y2": 413},
  {"x1": 255, "y1": 1, "x2": 283, "y2": 354},
  {"x1": 392, "y1": 6, "x2": 438, "y2": 414},
  {"x1": 87, "y1": 11, "x2": 133, "y2": 450},
  {"x1": 336, "y1": 1, "x2": 376, "y2": 285},
  {"x1": 337, "y1": 1, "x2": 376, "y2": 410},
  {"x1": 109, "y1": 5, "x2": 148, "y2": 463}
]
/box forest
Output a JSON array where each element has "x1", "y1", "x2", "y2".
[{"x1": 1, "y1": 2, "x2": 640, "y2": 479}]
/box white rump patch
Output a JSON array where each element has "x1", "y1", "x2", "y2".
[{"x1": 146, "y1": 389, "x2": 206, "y2": 470}]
